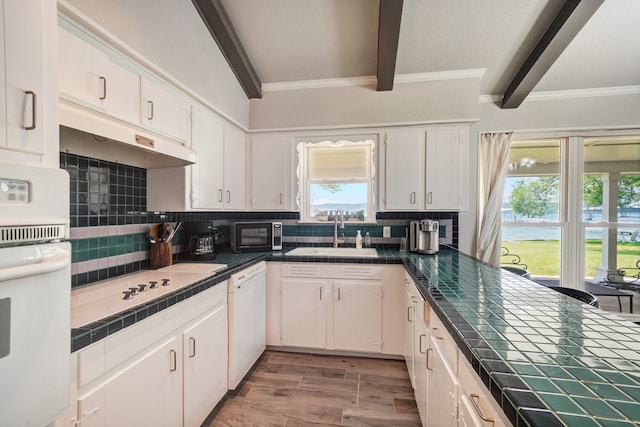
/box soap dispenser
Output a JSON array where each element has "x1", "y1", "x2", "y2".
[
  {"x1": 364, "y1": 232, "x2": 371, "y2": 248},
  {"x1": 356, "y1": 230, "x2": 363, "y2": 249}
]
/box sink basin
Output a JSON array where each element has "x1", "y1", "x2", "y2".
[{"x1": 286, "y1": 247, "x2": 378, "y2": 257}]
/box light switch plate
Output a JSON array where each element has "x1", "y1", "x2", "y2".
[{"x1": 383, "y1": 226, "x2": 391, "y2": 238}]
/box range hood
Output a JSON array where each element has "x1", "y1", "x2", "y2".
[{"x1": 59, "y1": 100, "x2": 196, "y2": 168}]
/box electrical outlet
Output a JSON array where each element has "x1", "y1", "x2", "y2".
[{"x1": 383, "y1": 226, "x2": 391, "y2": 238}]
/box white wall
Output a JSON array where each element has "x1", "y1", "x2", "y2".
[
  {"x1": 458, "y1": 93, "x2": 640, "y2": 257},
  {"x1": 65, "y1": 0, "x2": 250, "y2": 128},
  {"x1": 250, "y1": 79, "x2": 479, "y2": 130}
]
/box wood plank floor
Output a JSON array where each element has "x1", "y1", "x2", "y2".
[{"x1": 202, "y1": 351, "x2": 422, "y2": 427}]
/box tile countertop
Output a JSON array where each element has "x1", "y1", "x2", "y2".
[{"x1": 70, "y1": 248, "x2": 640, "y2": 427}]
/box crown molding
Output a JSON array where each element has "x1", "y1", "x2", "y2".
[
  {"x1": 480, "y1": 85, "x2": 640, "y2": 104},
  {"x1": 261, "y1": 69, "x2": 486, "y2": 93}
]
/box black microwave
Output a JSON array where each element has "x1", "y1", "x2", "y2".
[{"x1": 231, "y1": 222, "x2": 282, "y2": 252}]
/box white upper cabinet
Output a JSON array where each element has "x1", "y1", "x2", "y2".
[
  {"x1": 190, "y1": 104, "x2": 224, "y2": 210},
  {"x1": 425, "y1": 126, "x2": 469, "y2": 211},
  {"x1": 148, "y1": 109, "x2": 246, "y2": 212},
  {"x1": 140, "y1": 76, "x2": 191, "y2": 143},
  {"x1": 58, "y1": 24, "x2": 140, "y2": 124},
  {"x1": 1, "y1": 0, "x2": 57, "y2": 165},
  {"x1": 223, "y1": 123, "x2": 247, "y2": 210},
  {"x1": 381, "y1": 125, "x2": 469, "y2": 212},
  {"x1": 381, "y1": 128, "x2": 424, "y2": 211},
  {"x1": 249, "y1": 135, "x2": 294, "y2": 211}
]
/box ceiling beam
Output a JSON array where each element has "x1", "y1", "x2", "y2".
[
  {"x1": 377, "y1": 0, "x2": 404, "y2": 91},
  {"x1": 192, "y1": 0, "x2": 262, "y2": 99},
  {"x1": 501, "y1": 0, "x2": 604, "y2": 109}
]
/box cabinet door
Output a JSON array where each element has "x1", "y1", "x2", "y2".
[
  {"x1": 140, "y1": 76, "x2": 191, "y2": 142},
  {"x1": 333, "y1": 281, "x2": 382, "y2": 352},
  {"x1": 183, "y1": 304, "x2": 227, "y2": 427},
  {"x1": 100, "y1": 57, "x2": 141, "y2": 123},
  {"x1": 428, "y1": 336, "x2": 459, "y2": 427},
  {"x1": 414, "y1": 320, "x2": 429, "y2": 425},
  {"x1": 403, "y1": 283, "x2": 415, "y2": 388},
  {"x1": 58, "y1": 25, "x2": 106, "y2": 110},
  {"x1": 425, "y1": 127, "x2": 468, "y2": 211},
  {"x1": 104, "y1": 336, "x2": 183, "y2": 427},
  {"x1": 223, "y1": 124, "x2": 247, "y2": 210},
  {"x1": 3, "y1": 0, "x2": 47, "y2": 155},
  {"x1": 383, "y1": 129, "x2": 423, "y2": 210},
  {"x1": 249, "y1": 135, "x2": 291, "y2": 210},
  {"x1": 77, "y1": 386, "x2": 106, "y2": 427},
  {"x1": 282, "y1": 279, "x2": 328, "y2": 348},
  {"x1": 190, "y1": 104, "x2": 224, "y2": 210}
]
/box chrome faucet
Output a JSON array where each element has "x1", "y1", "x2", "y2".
[{"x1": 333, "y1": 209, "x2": 345, "y2": 247}]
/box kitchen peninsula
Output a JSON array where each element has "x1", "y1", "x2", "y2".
[{"x1": 69, "y1": 248, "x2": 640, "y2": 427}]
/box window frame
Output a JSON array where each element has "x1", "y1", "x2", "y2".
[{"x1": 296, "y1": 139, "x2": 377, "y2": 223}]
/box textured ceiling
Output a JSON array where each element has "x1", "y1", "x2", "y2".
[{"x1": 221, "y1": 0, "x2": 639, "y2": 96}]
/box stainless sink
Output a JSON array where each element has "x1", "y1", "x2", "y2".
[{"x1": 285, "y1": 247, "x2": 378, "y2": 257}]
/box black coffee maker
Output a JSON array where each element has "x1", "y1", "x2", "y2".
[{"x1": 182, "y1": 221, "x2": 218, "y2": 261}]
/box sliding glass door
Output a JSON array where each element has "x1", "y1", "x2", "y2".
[{"x1": 501, "y1": 134, "x2": 640, "y2": 289}]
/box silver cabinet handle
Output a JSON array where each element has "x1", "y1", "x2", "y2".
[
  {"x1": 218, "y1": 189, "x2": 223, "y2": 202},
  {"x1": 99, "y1": 76, "x2": 107, "y2": 100},
  {"x1": 226, "y1": 190, "x2": 231, "y2": 203},
  {"x1": 169, "y1": 349, "x2": 177, "y2": 372},
  {"x1": 147, "y1": 100, "x2": 154, "y2": 120},
  {"x1": 433, "y1": 327, "x2": 444, "y2": 340},
  {"x1": 319, "y1": 287, "x2": 323, "y2": 300},
  {"x1": 24, "y1": 91, "x2": 36, "y2": 130},
  {"x1": 337, "y1": 287, "x2": 341, "y2": 301},
  {"x1": 426, "y1": 348, "x2": 433, "y2": 370},
  {"x1": 189, "y1": 337, "x2": 196, "y2": 358},
  {"x1": 470, "y1": 394, "x2": 495, "y2": 423},
  {"x1": 419, "y1": 334, "x2": 426, "y2": 354},
  {"x1": 427, "y1": 191, "x2": 433, "y2": 205},
  {"x1": 279, "y1": 192, "x2": 283, "y2": 205},
  {"x1": 407, "y1": 306, "x2": 413, "y2": 322},
  {"x1": 410, "y1": 192, "x2": 416, "y2": 204}
]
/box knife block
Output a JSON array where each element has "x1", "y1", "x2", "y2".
[{"x1": 150, "y1": 242, "x2": 172, "y2": 269}]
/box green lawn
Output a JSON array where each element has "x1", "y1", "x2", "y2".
[{"x1": 502, "y1": 239, "x2": 640, "y2": 278}]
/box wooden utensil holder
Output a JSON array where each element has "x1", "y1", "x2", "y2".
[{"x1": 149, "y1": 242, "x2": 172, "y2": 269}]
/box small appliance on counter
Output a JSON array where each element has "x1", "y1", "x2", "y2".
[
  {"x1": 231, "y1": 221, "x2": 282, "y2": 252},
  {"x1": 409, "y1": 219, "x2": 439, "y2": 254},
  {"x1": 182, "y1": 221, "x2": 219, "y2": 261}
]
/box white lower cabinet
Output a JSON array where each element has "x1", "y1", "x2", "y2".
[
  {"x1": 405, "y1": 293, "x2": 512, "y2": 427},
  {"x1": 333, "y1": 280, "x2": 382, "y2": 352},
  {"x1": 414, "y1": 319, "x2": 429, "y2": 424},
  {"x1": 274, "y1": 263, "x2": 403, "y2": 355},
  {"x1": 182, "y1": 304, "x2": 228, "y2": 427},
  {"x1": 74, "y1": 282, "x2": 228, "y2": 427},
  {"x1": 105, "y1": 336, "x2": 183, "y2": 427},
  {"x1": 428, "y1": 335, "x2": 460, "y2": 427},
  {"x1": 281, "y1": 278, "x2": 328, "y2": 348}
]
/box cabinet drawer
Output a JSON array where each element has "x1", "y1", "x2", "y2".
[
  {"x1": 429, "y1": 310, "x2": 458, "y2": 374},
  {"x1": 459, "y1": 355, "x2": 509, "y2": 427}
]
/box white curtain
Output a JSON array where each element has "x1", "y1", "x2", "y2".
[{"x1": 476, "y1": 132, "x2": 514, "y2": 266}]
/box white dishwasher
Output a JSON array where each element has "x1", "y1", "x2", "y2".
[{"x1": 228, "y1": 261, "x2": 266, "y2": 389}]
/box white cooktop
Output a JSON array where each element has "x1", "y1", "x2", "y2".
[{"x1": 71, "y1": 270, "x2": 213, "y2": 329}]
